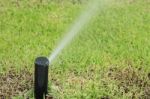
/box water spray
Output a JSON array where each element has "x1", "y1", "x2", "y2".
[
  {"x1": 48, "y1": 0, "x2": 106, "y2": 63},
  {"x1": 34, "y1": 0, "x2": 110, "y2": 98}
]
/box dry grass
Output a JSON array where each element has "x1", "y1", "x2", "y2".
[
  {"x1": 0, "y1": 67, "x2": 33, "y2": 98},
  {"x1": 105, "y1": 66, "x2": 150, "y2": 99}
]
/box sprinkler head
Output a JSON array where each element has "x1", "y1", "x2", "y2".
[{"x1": 34, "y1": 57, "x2": 49, "y2": 99}]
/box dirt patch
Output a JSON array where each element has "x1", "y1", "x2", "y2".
[
  {"x1": 0, "y1": 67, "x2": 33, "y2": 98},
  {"x1": 46, "y1": 95, "x2": 53, "y2": 99},
  {"x1": 106, "y1": 66, "x2": 150, "y2": 99}
]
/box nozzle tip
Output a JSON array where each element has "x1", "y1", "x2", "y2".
[{"x1": 35, "y1": 57, "x2": 49, "y2": 66}]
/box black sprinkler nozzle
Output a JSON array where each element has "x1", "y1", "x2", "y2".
[{"x1": 34, "y1": 57, "x2": 49, "y2": 99}]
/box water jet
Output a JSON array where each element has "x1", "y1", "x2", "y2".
[{"x1": 34, "y1": 0, "x2": 109, "y2": 98}]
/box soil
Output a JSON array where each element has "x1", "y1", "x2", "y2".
[
  {"x1": 0, "y1": 67, "x2": 33, "y2": 98},
  {"x1": 0, "y1": 66, "x2": 149, "y2": 99},
  {"x1": 106, "y1": 66, "x2": 150, "y2": 99}
]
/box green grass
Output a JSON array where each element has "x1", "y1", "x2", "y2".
[{"x1": 0, "y1": 0, "x2": 150, "y2": 98}]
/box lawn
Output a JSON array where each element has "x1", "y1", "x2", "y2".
[{"x1": 0, "y1": 0, "x2": 150, "y2": 99}]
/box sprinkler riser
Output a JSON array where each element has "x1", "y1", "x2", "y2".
[{"x1": 34, "y1": 57, "x2": 49, "y2": 99}]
